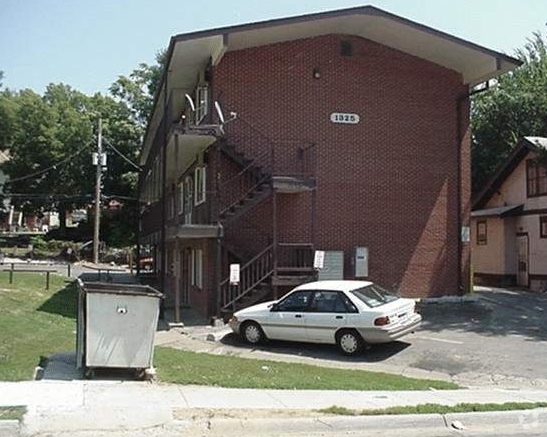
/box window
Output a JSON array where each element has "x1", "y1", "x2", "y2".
[
  {"x1": 194, "y1": 166, "x2": 206, "y2": 206},
  {"x1": 541, "y1": 216, "x2": 547, "y2": 239},
  {"x1": 477, "y1": 220, "x2": 487, "y2": 245},
  {"x1": 168, "y1": 191, "x2": 175, "y2": 219},
  {"x1": 310, "y1": 291, "x2": 358, "y2": 313},
  {"x1": 275, "y1": 291, "x2": 313, "y2": 312},
  {"x1": 195, "y1": 86, "x2": 209, "y2": 124},
  {"x1": 191, "y1": 249, "x2": 203, "y2": 289},
  {"x1": 527, "y1": 160, "x2": 547, "y2": 197},
  {"x1": 350, "y1": 284, "x2": 399, "y2": 308},
  {"x1": 178, "y1": 181, "x2": 184, "y2": 214},
  {"x1": 184, "y1": 176, "x2": 193, "y2": 224}
]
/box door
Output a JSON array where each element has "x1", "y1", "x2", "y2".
[
  {"x1": 516, "y1": 234, "x2": 529, "y2": 287},
  {"x1": 263, "y1": 290, "x2": 311, "y2": 341},
  {"x1": 305, "y1": 291, "x2": 355, "y2": 343},
  {"x1": 179, "y1": 249, "x2": 190, "y2": 306}
]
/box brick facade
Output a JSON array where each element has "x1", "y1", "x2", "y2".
[{"x1": 209, "y1": 34, "x2": 470, "y2": 298}]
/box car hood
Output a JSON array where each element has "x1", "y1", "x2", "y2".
[{"x1": 235, "y1": 300, "x2": 277, "y2": 316}]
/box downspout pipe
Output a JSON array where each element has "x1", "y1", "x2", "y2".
[
  {"x1": 160, "y1": 72, "x2": 168, "y2": 319},
  {"x1": 456, "y1": 81, "x2": 490, "y2": 293}
]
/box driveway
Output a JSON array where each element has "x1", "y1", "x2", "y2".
[{"x1": 156, "y1": 286, "x2": 547, "y2": 389}]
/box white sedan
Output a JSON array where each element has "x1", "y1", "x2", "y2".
[{"x1": 229, "y1": 280, "x2": 422, "y2": 356}]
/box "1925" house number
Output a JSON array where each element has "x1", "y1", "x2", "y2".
[{"x1": 330, "y1": 112, "x2": 360, "y2": 124}]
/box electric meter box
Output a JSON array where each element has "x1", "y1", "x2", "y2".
[{"x1": 354, "y1": 247, "x2": 369, "y2": 277}]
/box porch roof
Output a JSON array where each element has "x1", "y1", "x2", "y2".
[
  {"x1": 141, "y1": 5, "x2": 521, "y2": 164},
  {"x1": 471, "y1": 204, "x2": 523, "y2": 218}
]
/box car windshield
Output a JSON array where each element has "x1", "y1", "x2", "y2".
[{"x1": 349, "y1": 284, "x2": 399, "y2": 308}]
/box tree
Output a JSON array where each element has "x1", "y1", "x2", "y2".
[
  {"x1": 471, "y1": 31, "x2": 547, "y2": 194},
  {"x1": 0, "y1": 84, "x2": 141, "y2": 241},
  {"x1": 109, "y1": 49, "x2": 166, "y2": 126}
]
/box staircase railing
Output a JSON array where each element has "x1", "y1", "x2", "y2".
[
  {"x1": 218, "y1": 146, "x2": 271, "y2": 217},
  {"x1": 220, "y1": 244, "x2": 274, "y2": 311}
]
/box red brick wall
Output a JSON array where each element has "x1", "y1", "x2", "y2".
[{"x1": 211, "y1": 34, "x2": 470, "y2": 299}]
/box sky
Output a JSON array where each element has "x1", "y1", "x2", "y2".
[{"x1": 0, "y1": 0, "x2": 546, "y2": 95}]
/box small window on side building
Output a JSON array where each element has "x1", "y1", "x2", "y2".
[
  {"x1": 340, "y1": 40, "x2": 352, "y2": 56},
  {"x1": 477, "y1": 220, "x2": 487, "y2": 245}
]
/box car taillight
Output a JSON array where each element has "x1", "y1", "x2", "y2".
[{"x1": 374, "y1": 316, "x2": 390, "y2": 326}]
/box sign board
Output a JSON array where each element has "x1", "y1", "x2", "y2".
[
  {"x1": 354, "y1": 247, "x2": 369, "y2": 277},
  {"x1": 461, "y1": 226, "x2": 470, "y2": 243},
  {"x1": 330, "y1": 113, "x2": 360, "y2": 124},
  {"x1": 229, "y1": 263, "x2": 240, "y2": 285},
  {"x1": 313, "y1": 250, "x2": 325, "y2": 269},
  {"x1": 317, "y1": 251, "x2": 344, "y2": 281}
]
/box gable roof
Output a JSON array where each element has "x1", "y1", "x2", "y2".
[
  {"x1": 473, "y1": 137, "x2": 547, "y2": 210},
  {"x1": 141, "y1": 5, "x2": 522, "y2": 164}
]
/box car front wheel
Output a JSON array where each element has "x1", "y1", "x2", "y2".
[
  {"x1": 241, "y1": 321, "x2": 265, "y2": 345},
  {"x1": 336, "y1": 329, "x2": 364, "y2": 356}
]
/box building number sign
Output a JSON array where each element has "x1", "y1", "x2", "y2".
[{"x1": 330, "y1": 112, "x2": 360, "y2": 124}]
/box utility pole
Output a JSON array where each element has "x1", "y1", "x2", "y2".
[{"x1": 93, "y1": 118, "x2": 103, "y2": 265}]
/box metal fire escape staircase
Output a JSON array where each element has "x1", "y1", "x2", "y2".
[{"x1": 217, "y1": 135, "x2": 317, "y2": 314}]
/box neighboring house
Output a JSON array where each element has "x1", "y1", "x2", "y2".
[
  {"x1": 471, "y1": 137, "x2": 547, "y2": 292},
  {"x1": 138, "y1": 6, "x2": 520, "y2": 319}
]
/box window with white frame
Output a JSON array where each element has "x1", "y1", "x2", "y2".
[
  {"x1": 178, "y1": 181, "x2": 184, "y2": 214},
  {"x1": 184, "y1": 176, "x2": 193, "y2": 224},
  {"x1": 195, "y1": 86, "x2": 209, "y2": 124},
  {"x1": 194, "y1": 166, "x2": 206, "y2": 206},
  {"x1": 191, "y1": 249, "x2": 203, "y2": 289}
]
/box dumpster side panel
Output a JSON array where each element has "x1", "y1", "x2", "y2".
[{"x1": 85, "y1": 293, "x2": 159, "y2": 368}]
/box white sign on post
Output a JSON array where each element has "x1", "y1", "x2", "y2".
[
  {"x1": 229, "y1": 263, "x2": 240, "y2": 285},
  {"x1": 313, "y1": 250, "x2": 325, "y2": 269}
]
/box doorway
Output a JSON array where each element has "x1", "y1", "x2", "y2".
[
  {"x1": 179, "y1": 248, "x2": 191, "y2": 306},
  {"x1": 516, "y1": 234, "x2": 529, "y2": 287}
]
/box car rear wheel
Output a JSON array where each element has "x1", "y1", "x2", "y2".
[
  {"x1": 336, "y1": 329, "x2": 364, "y2": 356},
  {"x1": 241, "y1": 321, "x2": 265, "y2": 345}
]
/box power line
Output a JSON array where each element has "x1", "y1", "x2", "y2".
[
  {"x1": 102, "y1": 137, "x2": 141, "y2": 171},
  {"x1": 7, "y1": 142, "x2": 92, "y2": 183}
]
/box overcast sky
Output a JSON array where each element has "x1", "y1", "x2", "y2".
[{"x1": 1, "y1": 0, "x2": 545, "y2": 94}]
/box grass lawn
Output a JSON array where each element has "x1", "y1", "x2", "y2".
[
  {"x1": 0, "y1": 272, "x2": 458, "y2": 390},
  {"x1": 154, "y1": 347, "x2": 458, "y2": 390},
  {"x1": 0, "y1": 406, "x2": 26, "y2": 421},
  {"x1": 0, "y1": 272, "x2": 76, "y2": 381},
  {"x1": 319, "y1": 402, "x2": 547, "y2": 415}
]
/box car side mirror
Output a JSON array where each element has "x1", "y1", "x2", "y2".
[{"x1": 270, "y1": 303, "x2": 279, "y2": 312}]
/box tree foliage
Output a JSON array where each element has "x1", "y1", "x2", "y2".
[
  {"x1": 0, "y1": 50, "x2": 165, "y2": 245},
  {"x1": 0, "y1": 83, "x2": 141, "y2": 241},
  {"x1": 109, "y1": 49, "x2": 166, "y2": 126},
  {"x1": 471, "y1": 31, "x2": 547, "y2": 194}
]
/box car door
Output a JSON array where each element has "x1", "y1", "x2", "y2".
[
  {"x1": 305, "y1": 291, "x2": 357, "y2": 343},
  {"x1": 265, "y1": 290, "x2": 312, "y2": 341}
]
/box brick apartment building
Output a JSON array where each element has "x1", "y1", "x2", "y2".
[{"x1": 138, "y1": 6, "x2": 520, "y2": 320}]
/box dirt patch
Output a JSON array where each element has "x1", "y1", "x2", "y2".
[{"x1": 173, "y1": 408, "x2": 320, "y2": 420}]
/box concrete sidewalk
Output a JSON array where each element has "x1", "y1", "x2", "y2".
[{"x1": 1, "y1": 380, "x2": 547, "y2": 435}]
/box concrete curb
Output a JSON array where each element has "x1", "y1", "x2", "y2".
[
  {"x1": 0, "y1": 420, "x2": 20, "y2": 437},
  {"x1": 206, "y1": 327, "x2": 232, "y2": 342},
  {"x1": 175, "y1": 413, "x2": 447, "y2": 436},
  {"x1": 445, "y1": 408, "x2": 547, "y2": 429},
  {"x1": 417, "y1": 295, "x2": 479, "y2": 305}
]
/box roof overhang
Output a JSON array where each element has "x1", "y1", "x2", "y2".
[
  {"x1": 141, "y1": 5, "x2": 522, "y2": 163},
  {"x1": 471, "y1": 204, "x2": 523, "y2": 218}
]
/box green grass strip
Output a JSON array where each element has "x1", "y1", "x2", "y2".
[
  {"x1": 155, "y1": 347, "x2": 458, "y2": 390},
  {"x1": 0, "y1": 406, "x2": 26, "y2": 421},
  {"x1": 319, "y1": 402, "x2": 547, "y2": 416}
]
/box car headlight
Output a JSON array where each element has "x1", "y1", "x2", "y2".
[{"x1": 229, "y1": 316, "x2": 238, "y2": 323}]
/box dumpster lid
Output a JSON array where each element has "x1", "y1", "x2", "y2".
[{"x1": 78, "y1": 281, "x2": 163, "y2": 298}]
